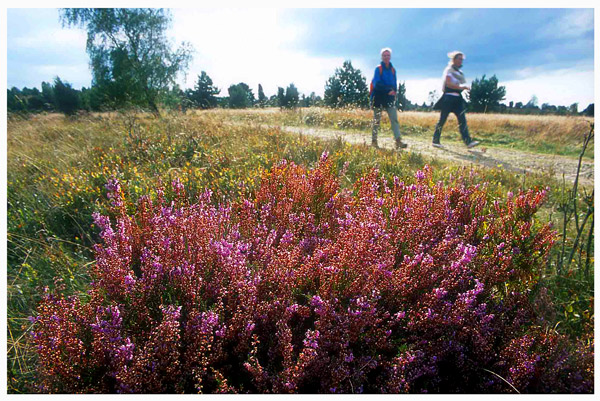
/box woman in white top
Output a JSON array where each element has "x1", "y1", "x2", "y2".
[{"x1": 432, "y1": 51, "x2": 479, "y2": 149}]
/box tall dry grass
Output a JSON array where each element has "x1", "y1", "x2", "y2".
[
  {"x1": 399, "y1": 111, "x2": 593, "y2": 144},
  {"x1": 202, "y1": 107, "x2": 593, "y2": 155}
]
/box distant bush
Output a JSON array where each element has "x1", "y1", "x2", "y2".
[
  {"x1": 303, "y1": 110, "x2": 325, "y2": 126},
  {"x1": 30, "y1": 156, "x2": 593, "y2": 393},
  {"x1": 53, "y1": 77, "x2": 81, "y2": 116}
]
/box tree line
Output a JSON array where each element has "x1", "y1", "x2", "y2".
[
  {"x1": 8, "y1": 64, "x2": 593, "y2": 117},
  {"x1": 6, "y1": 75, "x2": 324, "y2": 115},
  {"x1": 6, "y1": 8, "x2": 594, "y2": 117}
]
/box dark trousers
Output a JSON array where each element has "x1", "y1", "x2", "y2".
[{"x1": 432, "y1": 94, "x2": 472, "y2": 145}]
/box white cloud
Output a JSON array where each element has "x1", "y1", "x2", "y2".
[
  {"x1": 432, "y1": 10, "x2": 465, "y2": 31},
  {"x1": 403, "y1": 78, "x2": 442, "y2": 106},
  {"x1": 172, "y1": 8, "x2": 318, "y2": 95},
  {"x1": 171, "y1": 8, "x2": 376, "y2": 98},
  {"x1": 35, "y1": 63, "x2": 91, "y2": 86},
  {"x1": 400, "y1": 67, "x2": 594, "y2": 111},
  {"x1": 12, "y1": 28, "x2": 86, "y2": 50},
  {"x1": 501, "y1": 68, "x2": 594, "y2": 109},
  {"x1": 536, "y1": 9, "x2": 593, "y2": 40}
]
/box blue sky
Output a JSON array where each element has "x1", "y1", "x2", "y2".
[{"x1": 6, "y1": 7, "x2": 595, "y2": 109}]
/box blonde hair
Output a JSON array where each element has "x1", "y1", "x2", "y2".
[{"x1": 447, "y1": 51, "x2": 465, "y2": 60}]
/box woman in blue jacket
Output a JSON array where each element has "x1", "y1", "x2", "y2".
[{"x1": 370, "y1": 48, "x2": 407, "y2": 150}]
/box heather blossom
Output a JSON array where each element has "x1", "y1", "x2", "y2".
[{"x1": 30, "y1": 161, "x2": 592, "y2": 394}]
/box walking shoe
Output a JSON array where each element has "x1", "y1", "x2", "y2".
[
  {"x1": 467, "y1": 141, "x2": 480, "y2": 148},
  {"x1": 432, "y1": 142, "x2": 444, "y2": 149},
  {"x1": 396, "y1": 138, "x2": 408, "y2": 149}
]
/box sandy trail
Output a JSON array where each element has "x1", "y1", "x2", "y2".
[{"x1": 243, "y1": 122, "x2": 594, "y2": 188}]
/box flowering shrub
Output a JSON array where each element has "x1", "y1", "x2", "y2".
[{"x1": 30, "y1": 155, "x2": 593, "y2": 393}]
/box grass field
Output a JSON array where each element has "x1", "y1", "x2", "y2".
[
  {"x1": 202, "y1": 107, "x2": 594, "y2": 159},
  {"x1": 6, "y1": 109, "x2": 594, "y2": 393}
]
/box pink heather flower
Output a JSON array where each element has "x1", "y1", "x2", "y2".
[
  {"x1": 105, "y1": 178, "x2": 121, "y2": 195},
  {"x1": 324, "y1": 265, "x2": 338, "y2": 274},
  {"x1": 303, "y1": 330, "x2": 320, "y2": 349},
  {"x1": 426, "y1": 308, "x2": 437, "y2": 319},
  {"x1": 92, "y1": 212, "x2": 110, "y2": 230},
  {"x1": 287, "y1": 304, "x2": 299, "y2": 314},
  {"x1": 152, "y1": 262, "x2": 163, "y2": 275},
  {"x1": 433, "y1": 288, "x2": 448, "y2": 300},
  {"x1": 415, "y1": 170, "x2": 426, "y2": 180},
  {"x1": 310, "y1": 295, "x2": 326, "y2": 315},
  {"x1": 394, "y1": 311, "x2": 406, "y2": 320},
  {"x1": 117, "y1": 337, "x2": 135, "y2": 362},
  {"x1": 199, "y1": 189, "x2": 213, "y2": 204},
  {"x1": 105, "y1": 178, "x2": 123, "y2": 207},
  {"x1": 194, "y1": 311, "x2": 220, "y2": 335},
  {"x1": 460, "y1": 244, "x2": 477, "y2": 265},
  {"x1": 172, "y1": 178, "x2": 184, "y2": 194},
  {"x1": 281, "y1": 231, "x2": 294, "y2": 245},
  {"x1": 93, "y1": 213, "x2": 115, "y2": 241},
  {"x1": 124, "y1": 274, "x2": 136, "y2": 287}
]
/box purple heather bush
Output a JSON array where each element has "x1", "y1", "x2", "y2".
[{"x1": 31, "y1": 154, "x2": 593, "y2": 393}]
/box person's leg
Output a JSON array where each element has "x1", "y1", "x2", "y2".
[
  {"x1": 386, "y1": 106, "x2": 401, "y2": 142},
  {"x1": 454, "y1": 100, "x2": 472, "y2": 145},
  {"x1": 433, "y1": 108, "x2": 450, "y2": 144},
  {"x1": 371, "y1": 106, "x2": 382, "y2": 147}
]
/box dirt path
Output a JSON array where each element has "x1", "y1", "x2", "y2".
[{"x1": 246, "y1": 123, "x2": 594, "y2": 187}]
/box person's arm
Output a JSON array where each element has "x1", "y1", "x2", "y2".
[
  {"x1": 373, "y1": 72, "x2": 396, "y2": 95},
  {"x1": 375, "y1": 81, "x2": 393, "y2": 91},
  {"x1": 389, "y1": 69, "x2": 397, "y2": 96},
  {"x1": 372, "y1": 68, "x2": 381, "y2": 91},
  {"x1": 445, "y1": 75, "x2": 470, "y2": 91}
]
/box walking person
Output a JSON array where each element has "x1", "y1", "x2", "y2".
[
  {"x1": 370, "y1": 48, "x2": 407, "y2": 150},
  {"x1": 432, "y1": 51, "x2": 479, "y2": 149}
]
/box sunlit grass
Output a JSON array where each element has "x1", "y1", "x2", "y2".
[
  {"x1": 200, "y1": 107, "x2": 594, "y2": 159},
  {"x1": 7, "y1": 109, "x2": 593, "y2": 392}
]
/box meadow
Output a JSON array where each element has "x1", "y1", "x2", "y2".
[
  {"x1": 208, "y1": 107, "x2": 594, "y2": 159},
  {"x1": 7, "y1": 109, "x2": 594, "y2": 393}
]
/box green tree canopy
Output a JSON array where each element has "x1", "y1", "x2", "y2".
[
  {"x1": 228, "y1": 82, "x2": 254, "y2": 108},
  {"x1": 41, "y1": 81, "x2": 55, "y2": 110},
  {"x1": 569, "y1": 103, "x2": 579, "y2": 114},
  {"x1": 7, "y1": 88, "x2": 26, "y2": 113},
  {"x1": 80, "y1": 85, "x2": 105, "y2": 112},
  {"x1": 53, "y1": 77, "x2": 81, "y2": 116},
  {"x1": 187, "y1": 71, "x2": 220, "y2": 109},
  {"x1": 284, "y1": 83, "x2": 299, "y2": 109},
  {"x1": 469, "y1": 74, "x2": 506, "y2": 113},
  {"x1": 60, "y1": 8, "x2": 193, "y2": 115},
  {"x1": 277, "y1": 87, "x2": 286, "y2": 108},
  {"x1": 397, "y1": 81, "x2": 409, "y2": 110},
  {"x1": 257, "y1": 84, "x2": 267, "y2": 107},
  {"x1": 324, "y1": 60, "x2": 369, "y2": 108},
  {"x1": 526, "y1": 95, "x2": 539, "y2": 109}
]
